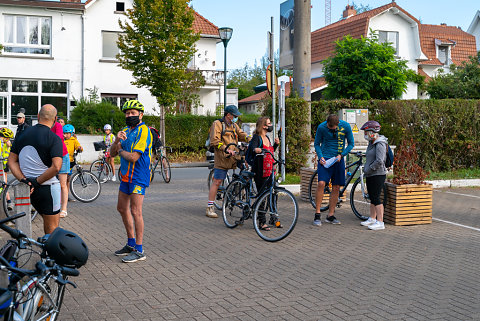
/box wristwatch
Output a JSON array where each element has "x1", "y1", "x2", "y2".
[{"x1": 118, "y1": 148, "x2": 124, "y2": 154}]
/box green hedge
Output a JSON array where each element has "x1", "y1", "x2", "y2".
[{"x1": 311, "y1": 99, "x2": 480, "y2": 172}]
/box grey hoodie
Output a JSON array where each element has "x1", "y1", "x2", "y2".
[{"x1": 364, "y1": 135, "x2": 388, "y2": 177}]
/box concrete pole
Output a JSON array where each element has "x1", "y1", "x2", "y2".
[
  {"x1": 280, "y1": 81, "x2": 286, "y2": 182},
  {"x1": 270, "y1": 17, "x2": 276, "y2": 144},
  {"x1": 15, "y1": 182, "x2": 34, "y2": 270},
  {"x1": 293, "y1": 0, "x2": 311, "y2": 135}
]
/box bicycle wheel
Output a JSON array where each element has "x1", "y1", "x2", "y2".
[
  {"x1": 32, "y1": 275, "x2": 66, "y2": 321},
  {"x1": 2, "y1": 179, "x2": 38, "y2": 221},
  {"x1": 222, "y1": 179, "x2": 247, "y2": 228},
  {"x1": 90, "y1": 160, "x2": 111, "y2": 184},
  {"x1": 70, "y1": 171, "x2": 101, "y2": 203},
  {"x1": 253, "y1": 187, "x2": 298, "y2": 242},
  {"x1": 160, "y1": 156, "x2": 171, "y2": 183},
  {"x1": 350, "y1": 176, "x2": 388, "y2": 220},
  {"x1": 308, "y1": 172, "x2": 331, "y2": 212}
]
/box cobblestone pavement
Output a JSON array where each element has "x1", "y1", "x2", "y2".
[{"x1": 22, "y1": 168, "x2": 480, "y2": 320}]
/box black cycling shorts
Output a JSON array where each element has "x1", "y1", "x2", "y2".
[{"x1": 30, "y1": 183, "x2": 61, "y2": 215}]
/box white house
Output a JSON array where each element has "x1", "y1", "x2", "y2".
[
  {"x1": 0, "y1": 0, "x2": 230, "y2": 131},
  {"x1": 467, "y1": 10, "x2": 480, "y2": 52}
]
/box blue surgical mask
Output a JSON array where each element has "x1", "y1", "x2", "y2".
[{"x1": 232, "y1": 117, "x2": 238, "y2": 123}]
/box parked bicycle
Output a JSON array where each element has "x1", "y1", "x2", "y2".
[
  {"x1": 150, "y1": 146, "x2": 172, "y2": 183},
  {"x1": 90, "y1": 142, "x2": 113, "y2": 184},
  {"x1": 70, "y1": 152, "x2": 101, "y2": 203},
  {"x1": 2, "y1": 179, "x2": 38, "y2": 222},
  {"x1": 307, "y1": 151, "x2": 387, "y2": 220},
  {"x1": 222, "y1": 145, "x2": 298, "y2": 242}
]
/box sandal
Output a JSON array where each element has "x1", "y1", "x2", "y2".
[
  {"x1": 259, "y1": 224, "x2": 270, "y2": 231},
  {"x1": 60, "y1": 210, "x2": 68, "y2": 218}
]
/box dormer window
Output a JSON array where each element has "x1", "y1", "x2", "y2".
[
  {"x1": 435, "y1": 39, "x2": 455, "y2": 66},
  {"x1": 115, "y1": 2, "x2": 125, "y2": 13},
  {"x1": 438, "y1": 46, "x2": 449, "y2": 64},
  {"x1": 378, "y1": 31, "x2": 399, "y2": 55}
]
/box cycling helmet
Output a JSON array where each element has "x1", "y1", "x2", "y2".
[
  {"x1": 0, "y1": 128, "x2": 14, "y2": 139},
  {"x1": 63, "y1": 124, "x2": 75, "y2": 134},
  {"x1": 103, "y1": 124, "x2": 112, "y2": 130},
  {"x1": 360, "y1": 120, "x2": 381, "y2": 133},
  {"x1": 45, "y1": 227, "x2": 89, "y2": 268},
  {"x1": 121, "y1": 100, "x2": 144, "y2": 113}
]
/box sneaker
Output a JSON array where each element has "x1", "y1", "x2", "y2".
[
  {"x1": 206, "y1": 205, "x2": 218, "y2": 218},
  {"x1": 114, "y1": 244, "x2": 134, "y2": 256},
  {"x1": 361, "y1": 217, "x2": 377, "y2": 226},
  {"x1": 68, "y1": 196, "x2": 76, "y2": 202},
  {"x1": 7, "y1": 204, "x2": 13, "y2": 211},
  {"x1": 122, "y1": 250, "x2": 146, "y2": 263},
  {"x1": 368, "y1": 221, "x2": 385, "y2": 230},
  {"x1": 313, "y1": 219, "x2": 322, "y2": 226},
  {"x1": 111, "y1": 175, "x2": 117, "y2": 182},
  {"x1": 325, "y1": 215, "x2": 341, "y2": 224}
]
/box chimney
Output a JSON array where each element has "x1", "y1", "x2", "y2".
[{"x1": 343, "y1": 5, "x2": 357, "y2": 19}]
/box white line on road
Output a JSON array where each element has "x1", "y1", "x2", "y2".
[
  {"x1": 441, "y1": 191, "x2": 480, "y2": 199},
  {"x1": 432, "y1": 218, "x2": 480, "y2": 232}
]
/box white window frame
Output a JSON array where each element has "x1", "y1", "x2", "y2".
[
  {"x1": 437, "y1": 45, "x2": 451, "y2": 65},
  {"x1": 101, "y1": 31, "x2": 122, "y2": 61},
  {"x1": 3, "y1": 14, "x2": 52, "y2": 56},
  {"x1": 378, "y1": 30, "x2": 399, "y2": 55}
]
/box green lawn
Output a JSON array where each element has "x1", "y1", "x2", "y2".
[{"x1": 426, "y1": 168, "x2": 480, "y2": 180}]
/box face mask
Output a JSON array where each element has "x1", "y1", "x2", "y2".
[
  {"x1": 266, "y1": 125, "x2": 274, "y2": 132},
  {"x1": 364, "y1": 132, "x2": 376, "y2": 141},
  {"x1": 232, "y1": 117, "x2": 238, "y2": 123},
  {"x1": 125, "y1": 115, "x2": 140, "y2": 127}
]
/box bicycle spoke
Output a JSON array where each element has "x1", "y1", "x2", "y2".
[{"x1": 222, "y1": 180, "x2": 247, "y2": 228}]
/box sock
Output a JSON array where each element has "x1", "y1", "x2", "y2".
[
  {"x1": 135, "y1": 244, "x2": 143, "y2": 253},
  {"x1": 7, "y1": 200, "x2": 11, "y2": 204},
  {"x1": 314, "y1": 213, "x2": 321, "y2": 221},
  {"x1": 208, "y1": 200, "x2": 214, "y2": 207},
  {"x1": 127, "y1": 238, "x2": 136, "y2": 247}
]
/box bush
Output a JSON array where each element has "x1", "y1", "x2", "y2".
[
  {"x1": 284, "y1": 98, "x2": 310, "y2": 173},
  {"x1": 70, "y1": 100, "x2": 125, "y2": 134}
]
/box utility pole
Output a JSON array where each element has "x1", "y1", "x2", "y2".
[
  {"x1": 269, "y1": 17, "x2": 276, "y2": 144},
  {"x1": 293, "y1": 0, "x2": 311, "y2": 135}
]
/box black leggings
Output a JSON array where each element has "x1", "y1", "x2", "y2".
[{"x1": 366, "y1": 175, "x2": 386, "y2": 206}]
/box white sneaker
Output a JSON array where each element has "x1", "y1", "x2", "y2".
[
  {"x1": 361, "y1": 217, "x2": 377, "y2": 226},
  {"x1": 368, "y1": 221, "x2": 385, "y2": 230},
  {"x1": 111, "y1": 175, "x2": 117, "y2": 182},
  {"x1": 206, "y1": 205, "x2": 218, "y2": 218}
]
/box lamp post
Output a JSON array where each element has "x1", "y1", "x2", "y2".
[{"x1": 218, "y1": 27, "x2": 233, "y2": 111}]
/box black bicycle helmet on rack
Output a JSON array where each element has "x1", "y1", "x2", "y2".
[{"x1": 45, "y1": 228, "x2": 89, "y2": 268}]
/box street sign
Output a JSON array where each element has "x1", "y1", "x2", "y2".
[{"x1": 266, "y1": 64, "x2": 277, "y2": 96}]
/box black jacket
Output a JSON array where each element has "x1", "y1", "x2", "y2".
[
  {"x1": 15, "y1": 122, "x2": 30, "y2": 139},
  {"x1": 249, "y1": 134, "x2": 278, "y2": 180}
]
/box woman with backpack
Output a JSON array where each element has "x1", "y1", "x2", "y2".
[
  {"x1": 360, "y1": 120, "x2": 388, "y2": 231},
  {"x1": 249, "y1": 117, "x2": 279, "y2": 230}
]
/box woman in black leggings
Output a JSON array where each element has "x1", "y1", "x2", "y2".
[{"x1": 360, "y1": 120, "x2": 388, "y2": 230}]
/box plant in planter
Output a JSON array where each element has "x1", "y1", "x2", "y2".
[{"x1": 385, "y1": 138, "x2": 433, "y2": 226}]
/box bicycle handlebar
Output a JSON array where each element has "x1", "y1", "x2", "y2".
[
  {"x1": 259, "y1": 148, "x2": 285, "y2": 165},
  {"x1": 0, "y1": 213, "x2": 27, "y2": 240}
]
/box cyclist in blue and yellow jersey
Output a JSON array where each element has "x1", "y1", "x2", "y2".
[
  {"x1": 0, "y1": 128, "x2": 14, "y2": 210},
  {"x1": 313, "y1": 114, "x2": 354, "y2": 226},
  {"x1": 110, "y1": 100, "x2": 152, "y2": 263},
  {"x1": 103, "y1": 124, "x2": 116, "y2": 182}
]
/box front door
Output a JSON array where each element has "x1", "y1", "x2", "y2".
[{"x1": 0, "y1": 96, "x2": 8, "y2": 127}]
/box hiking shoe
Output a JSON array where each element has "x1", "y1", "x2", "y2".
[
  {"x1": 368, "y1": 221, "x2": 385, "y2": 230},
  {"x1": 206, "y1": 205, "x2": 218, "y2": 218},
  {"x1": 325, "y1": 215, "x2": 341, "y2": 224},
  {"x1": 361, "y1": 217, "x2": 377, "y2": 226},
  {"x1": 114, "y1": 244, "x2": 134, "y2": 256},
  {"x1": 313, "y1": 219, "x2": 322, "y2": 226},
  {"x1": 122, "y1": 250, "x2": 146, "y2": 263}
]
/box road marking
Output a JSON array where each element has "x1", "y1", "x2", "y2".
[
  {"x1": 432, "y1": 218, "x2": 480, "y2": 232},
  {"x1": 441, "y1": 191, "x2": 480, "y2": 199}
]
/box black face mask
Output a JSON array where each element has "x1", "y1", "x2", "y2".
[
  {"x1": 125, "y1": 115, "x2": 140, "y2": 127},
  {"x1": 266, "y1": 125, "x2": 274, "y2": 132}
]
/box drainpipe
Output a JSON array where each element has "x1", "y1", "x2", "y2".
[{"x1": 81, "y1": 14, "x2": 85, "y2": 99}]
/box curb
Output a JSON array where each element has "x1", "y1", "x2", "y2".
[
  {"x1": 426, "y1": 179, "x2": 480, "y2": 188},
  {"x1": 280, "y1": 184, "x2": 301, "y2": 195}
]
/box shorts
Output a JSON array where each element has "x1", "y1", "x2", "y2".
[
  {"x1": 30, "y1": 183, "x2": 61, "y2": 215},
  {"x1": 59, "y1": 154, "x2": 70, "y2": 174},
  {"x1": 119, "y1": 181, "x2": 146, "y2": 195},
  {"x1": 213, "y1": 168, "x2": 228, "y2": 180},
  {"x1": 317, "y1": 158, "x2": 346, "y2": 186}
]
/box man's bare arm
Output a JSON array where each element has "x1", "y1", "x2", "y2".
[
  {"x1": 7, "y1": 153, "x2": 25, "y2": 181},
  {"x1": 37, "y1": 157, "x2": 62, "y2": 184}
]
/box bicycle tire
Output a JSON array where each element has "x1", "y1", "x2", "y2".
[
  {"x1": 350, "y1": 177, "x2": 388, "y2": 220},
  {"x1": 90, "y1": 160, "x2": 111, "y2": 184},
  {"x1": 308, "y1": 172, "x2": 331, "y2": 212},
  {"x1": 2, "y1": 179, "x2": 38, "y2": 221},
  {"x1": 222, "y1": 179, "x2": 247, "y2": 229},
  {"x1": 160, "y1": 156, "x2": 171, "y2": 183},
  {"x1": 70, "y1": 171, "x2": 101, "y2": 203},
  {"x1": 253, "y1": 187, "x2": 298, "y2": 242},
  {"x1": 32, "y1": 275, "x2": 66, "y2": 321},
  {"x1": 149, "y1": 162, "x2": 155, "y2": 182}
]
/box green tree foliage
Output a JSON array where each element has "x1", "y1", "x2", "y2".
[
  {"x1": 426, "y1": 52, "x2": 480, "y2": 99},
  {"x1": 323, "y1": 34, "x2": 422, "y2": 100},
  {"x1": 117, "y1": 0, "x2": 200, "y2": 110}
]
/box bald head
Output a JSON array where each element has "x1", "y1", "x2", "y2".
[{"x1": 38, "y1": 104, "x2": 57, "y2": 127}]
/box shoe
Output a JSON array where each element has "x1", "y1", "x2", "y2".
[
  {"x1": 313, "y1": 219, "x2": 322, "y2": 226},
  {"x1": 111, "y1": 175, "x2": 116, "y2": 182},
  {"x1": 59, "y1": 210, "x2": 68, "y2": 218},
  {"x1": 361, "y1": 217, "x2": 376, "y2": 226},
  {"x1": 206, "y1": 205, "x2": 218, "y2": 218},
  {"x1": 68, "y1": 196, "x2": 76, "y2": 202},
  {"x1": 114, "y1": 244, "x2": 134, "y2": 256},
  {"x1": 122, "y1": 250, "x2": 146, "y2": 263},
  {"x1": 7, "y1": 204, "x2": 13, "y2": 211},
  {"x1": 325, "y1": 215, "x2": 341, "y2": 224},
  {"x1": 368, "y1": 221, "x2": 385, "y2": 230}
]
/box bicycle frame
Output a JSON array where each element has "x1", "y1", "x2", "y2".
[{"x1": 337, "y1": 156, "x2": 365, "y2": 196}]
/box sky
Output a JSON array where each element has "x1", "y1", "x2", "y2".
[{"x1": 189, "y1": 0, "x2": 480, "y2": 70}]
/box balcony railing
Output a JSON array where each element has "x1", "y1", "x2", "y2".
[{"x1": 190, "y1": 69, "x2": 224, "y2": 86}]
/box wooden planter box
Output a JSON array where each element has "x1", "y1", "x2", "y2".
[
  {"x1": 384, "y1": 182, "x2": 433, "y2": 226},
  {"x1": 300, "y1": 167, "x2": 346, "y2": 205}
]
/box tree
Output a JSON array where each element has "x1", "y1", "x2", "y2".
[
  {"x1": 322, "y1": 34, "x2": 422, "y2": 100},
  {"x1": 426, "y1": 52, "x2": 480, "y2": 99},
  {"x1": 117, "y1": 0, "x2": 200, "y2": 109}
]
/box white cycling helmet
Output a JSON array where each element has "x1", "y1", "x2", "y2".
[{"x1": 104, "y1": 124, "x2": 112, "y2": 130}]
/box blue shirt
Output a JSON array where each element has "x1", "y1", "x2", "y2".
[
  {"x1": 314, "y1": 120, "x2": 354, "y2": 159},
  {"x1": 119, "y1": 122, "x2": 152, "y2": 187}
]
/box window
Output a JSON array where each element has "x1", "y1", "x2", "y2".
[
  {"x1": 0, "y1": 80, "x2": 7, "y2": 92},
  {"x1": 438, "y1": 46, "x2": 449, "y2": 65},
  {"x1": 101, "y1": 93, "x2": 137, "y2": 107},
  {"x1": 3, "y1": 15, "x2": 51, "y2": 55},
  {"x1": 116, "y1": 2, "x2": 125, "y2": 12},
  {"x1": 378, "y1": 31, "x2": 399, "y2": 55},
  {"x1": 102, "y1": 31, "x2": 120, "y2": 59}
]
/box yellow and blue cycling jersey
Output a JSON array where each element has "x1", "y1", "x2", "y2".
[{"x1": 119, "y1": 122, "x2": 152, "y2": 187}]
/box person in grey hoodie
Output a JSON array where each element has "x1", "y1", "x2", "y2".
[{"x1": 360, "y1": 120, "x2": 388, "y2": 230}]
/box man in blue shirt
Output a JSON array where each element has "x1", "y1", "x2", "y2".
[{"x1": 313, "y1": 114, "x2": 354, "y2": 225}]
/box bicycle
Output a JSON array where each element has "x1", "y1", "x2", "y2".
[
  {"x1": 150, "y1": 146, "x2": 172, "y2": 183},
  {"x1": 70, "y1": 152, "x2": 101, "y2": 203},
  {"x1": 307, "y1": 151, "x2": 388, "y2": 220},
  {"x1": 2, "y1": 179, "x2": 38, "y2": 222},
  {"x1": 90, "y1": 142, "x2": 113, "y2": 183},
  {"x1": 222, "y1": 145, "x2": 298, "y2": 242}
]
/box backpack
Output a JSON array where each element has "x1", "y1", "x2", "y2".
[
  {"x1": 205, "y1": 119, "x2": 230, "y2": 153},
  {"x1": 246, "y1": 136, "x2": 262, "y2": 166},
  {"x1": 385, "y1": 143, "x2": 394, "y2": 168},
  {"x1": 149, "y1": 127, "x2": 161, "y2": 150}
]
